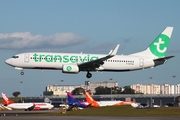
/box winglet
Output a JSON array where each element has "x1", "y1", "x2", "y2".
[
  {"x1": 108, "y1": 44, "x2": 120, "y2": 56},
  {"x1": 108, "y1": 50, "x2": 113, "y2": 54}
]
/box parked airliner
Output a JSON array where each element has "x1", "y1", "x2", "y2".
[
  {"x1": 85, "y1": 91, "x2": 138, "y2": 108},
  {"x1": 5, "y1": 27, "x2": 174, "y2": 78},
  {"x1": 2, "y1": 92, "x2": 54, "y2": 110}
]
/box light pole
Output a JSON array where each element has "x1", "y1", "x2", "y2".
[
  {"x1": 60, "y1": 80, "x2": 64, "y2": 103},
  {"x1": 60, "y1": 80, "x2": 64, "y2": 93},
  {"x1": 109, "y1": 78, "x2": 113, "y2": 101},
  {"x1": 20, "y1": 81, "x2": 23, "y2": 102},
  {"x1": 60, "y1": 80, "x2": 64, "y2": 86},
  {"x1": 172, "y1": 75, "x2": 176, "y2": 106},
  {"x1": 148, "y1": 76, "x2": 153, "y2": 106}
]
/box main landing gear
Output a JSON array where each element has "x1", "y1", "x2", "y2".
[{"x1": 86, "y1": 72, "x2": 92, "y2": 78}]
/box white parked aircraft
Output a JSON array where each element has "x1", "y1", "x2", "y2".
[
  {"x1": 2, "y1": 92, "x2": 54, "y2": 110},
  {"x1": 5, "y1": 27, "x2": 174, "y2": 78}
]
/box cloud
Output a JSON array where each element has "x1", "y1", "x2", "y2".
[{"x1": 0, "y1": 32, "x2": 87, "y2": 50}]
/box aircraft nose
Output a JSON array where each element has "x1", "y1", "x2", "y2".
[{"x1": 5, "y1": 59, "x2": 12, "y2": 65}]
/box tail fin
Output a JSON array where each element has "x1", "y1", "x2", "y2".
[
  {"x1": 67, "y1": 92, "x2": 77, "y2": 104},
  {"x1": 131, "y1": 27, "x2": 173, "y2": 58},
  {"x1": 67, "y1": 92, "x2": 87, "y2": 109},
  {"x1": 85, "y1": 92, "x2": 99, "y2": 107},
  {"x1": 2, "y1": 92, "x2": 14, "y2": 105}
]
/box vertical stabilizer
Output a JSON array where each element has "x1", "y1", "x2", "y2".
[
  {"x1": 131, "y1": 27, "x2": 173, "y2": 58},
  {"x1": 2, "y1": 92, "x2": 14, "y2": 105},
  {"x1": 67, "y1": 92, "x2": 77, "y2": 104},
  {"x1": 67, "y1": 92, "x2": 87, "y2": 109},
  {"x1": 85, "y1": 92, "x2": 99, "y2": 107}
]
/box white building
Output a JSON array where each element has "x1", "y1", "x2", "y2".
[
  {"x1": 175, "y1": 84, "x2": 180, "y2": 94},
  {"x1": 44, "y1": 81, "x2": 118, "y2": 96},
  {"x1": 44, "y1": 84, "x2": 87, "y2": 96},
  {"x1": 85, "y1": 81, "x2": 118, "y2": 94},
  {"x1": 131, "y1": 84, "x2": 145, "y2": 94},
  {"x1": 131, "y1": 84, "x2": 178, "y2": 95}
]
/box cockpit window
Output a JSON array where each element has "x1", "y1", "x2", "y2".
[{"x1": 12, "y1": 56, "x2": 19, "y2": 59}]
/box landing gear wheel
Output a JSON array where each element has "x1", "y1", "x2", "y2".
[
  {"x1": 86, "y1": 72, "x2": 92, "y2": 78},
  {"x1": 20, "y1": 71, "x2": 24, "y2": 75}
]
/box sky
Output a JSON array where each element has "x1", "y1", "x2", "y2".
[{"x1": 0, "y1": 0, "x2": 180, "y2": 97}]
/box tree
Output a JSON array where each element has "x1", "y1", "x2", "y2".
[
  {"x1": 95, "y1": 86, "x2": 110, "y2": 94},
  {"x1": 94, "y1": 86, "x2": 124, "y2": 95},
  {"x1": 71, "y1": 87, "x2": 85, "y2": 95},
  {"x1": 12, "y1": 91, "x2": 21, "y2": 97},
  {"x1": 113, "y1": 87, "x2": 123, "y2": 94},
  {"x1": 121, "y1": 86, "x2": 135, "y2": 94}
]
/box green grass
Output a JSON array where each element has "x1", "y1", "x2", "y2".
[{"x1": 64, "y1": 105, "x2": 180, "y2": 116}]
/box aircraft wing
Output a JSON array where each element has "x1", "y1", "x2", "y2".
[
  {"x1": 26, "y1": 104, "x2": 35, "y2": 111},
  {"x1": 78, "y1": 44, "x2": 120, "y2": 71}
]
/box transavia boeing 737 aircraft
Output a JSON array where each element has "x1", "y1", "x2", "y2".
[{"x1": 5, "y1": 27, "x2": 174, "y2": 78}]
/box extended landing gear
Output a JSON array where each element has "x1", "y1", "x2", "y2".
[
  {"x1": 86, "y1": 72, "x2": 92, "y2": 78},
  {"x1": 20, "y1": 71, "x2": 24, "y2": 75}
]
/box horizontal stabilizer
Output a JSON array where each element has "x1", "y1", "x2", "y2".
[
  {"x1": 154, "y1": 56, "x2": 174, "y2": 61},
  {"x1": 154, "y1": 56, "x2": 174, "y2": 66}
]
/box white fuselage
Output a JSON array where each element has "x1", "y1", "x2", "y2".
[
  {"x1": 6, "y1": 102, "x2": 54, "y2": 110},
  {"x1": 7, "y1": 103, "x2": 34, "y2": 110},
  {"x1": 96, "y1": 101, "x2": 138, "y2": 107},
  {"x1": 96, "y1": 101, "x2": 123, "y2": 106},
  {"x1": 34, "y1": 103, "x2": 54, "y2": 110},
  {"x1": 5, "y1": 52, "x2": 155, "y2": 72}
]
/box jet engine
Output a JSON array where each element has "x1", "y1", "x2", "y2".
[{"x1": 62, "y1": 64, "x2": 79, "y2": 73}]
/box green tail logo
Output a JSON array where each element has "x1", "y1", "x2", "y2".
[{"x1": 149, "y1": 34, "x2": 170, "y2": 58}]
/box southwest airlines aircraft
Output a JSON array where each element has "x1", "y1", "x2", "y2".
[
  {"x1": 2, "y1": 92, "x2": 54, "y2": 110},
  {"x1": 5, "y1": 27, "x2": 174, "y2": 78}
]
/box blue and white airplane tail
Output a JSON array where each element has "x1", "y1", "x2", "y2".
[
  {"x1": 67, "y1": 92, "x2": 78, "y2": 104},
  {"x1": 67, "y1": 92, "x2": 87, "y2": 110}
]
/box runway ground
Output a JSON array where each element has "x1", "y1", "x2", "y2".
[
  {"x1": 0, "y1": 116, "x2": 180, "y2": 120},
  {"x1": 0, "y1": 110, "x2": 180, "y2": 120}
]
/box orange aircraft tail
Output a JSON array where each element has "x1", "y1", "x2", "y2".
[{"x1": 85, "y1": 92, "x2": 100, "y2": 107}]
